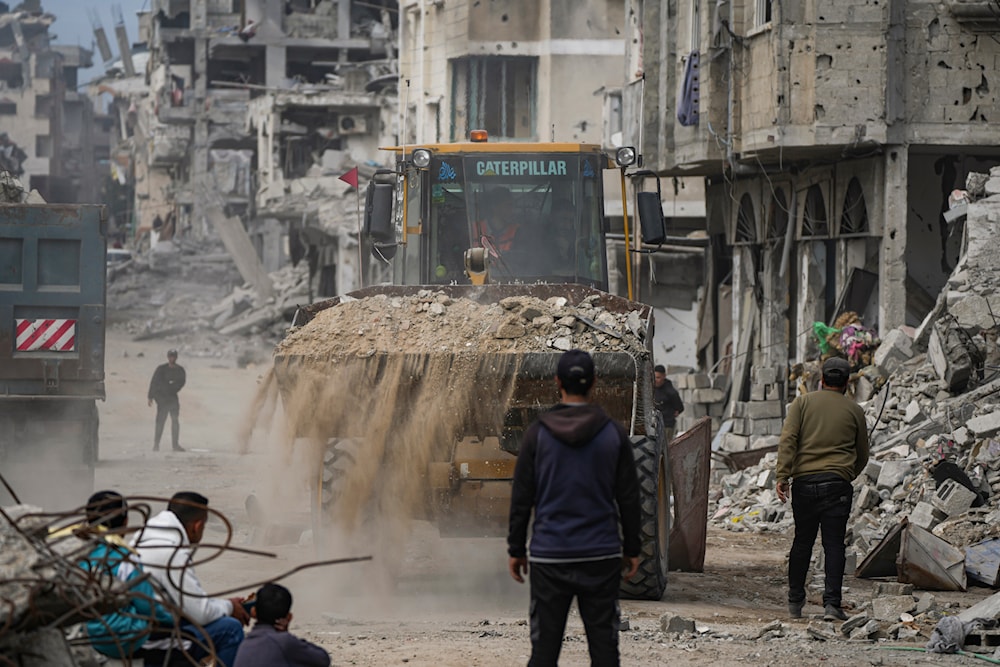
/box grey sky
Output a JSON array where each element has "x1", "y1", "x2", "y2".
[{"x1": 40, "y1": 0, "x2": 148, "y2": 86}]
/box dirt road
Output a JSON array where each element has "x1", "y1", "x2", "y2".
[{"x1": 92, "y1": 328, "x2": 989, "y2": 666}]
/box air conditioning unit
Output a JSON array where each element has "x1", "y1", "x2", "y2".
[{"x1": 338, "y1": 114, "x2": 368, "y2": 136}]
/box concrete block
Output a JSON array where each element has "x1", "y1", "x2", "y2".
[
  {"x1": 845, "y1": 549, "x2": 858, "y2": 574},
  {"x1": 756, "y1": 469, "x2": 775, "y2": 488},
  {"x1": 840, "y1": 613, "x2": 871, "y2": 636},
  {"x1": 730, "y1": 418, "x2": 750, "y2": 436},
  {"x1": 863, "y1": 460, "x2": 883, "y2": 482},
  {"x1": 953, "y1": 426, "x2": 971, "y2": 446},
  {"x1": 932, "y1": 478, "x2": 977, "y2": 517},
  {"x1": 732, "y1": 402, "x2": 746, "y2": 419},
  {"x1": 709, "y1": 403, "x2": 726, "y2": 418},
  {"x1": 744, "y1": 401, "x2": 784, "y2": 419},
  {"x1": 691, "y1": 374, "x2": 711, "y2": 389},
  {"x1": 872, "y1": 582, "x2": 914, "y2": 597},
  {"x1": 870, "y1": 596, "x2": 916, "y2": 622},
  {"x1": 750, "y1": 384, "x2": 766, "y2": 401},
  {"x1": 659, "y1": 613, "x2": 696, "y2": 634},
  {"x1": 850, "y1": 619, "x2": 881, "y2": 640},
  {"x1": 915, "y1": 592, "x2": 936, "y2": 614},
  {"x1": 908, "y1": 501, "x2": 947, "y2": 530},
  {"x1": 876, "y1": 460, "x2": 915, "y2": 491},
  {"x1": 711, "y1": 374, "x2": 729, "y2": 390},
  {"x1": 693, "y1": 388, "x2": 726, "y2": 403},
  {"x1": 856, "y1": 485, "x2": 880, "y2": 511},
  {"x1": 672, "y1": 374, "x2": 688, "y2": 389},
  {"x1": 765, "y1": 384, "x2": 782, "y2": 401},
  {"x1": 903, "y1": 400, "x2": 925, "y2": 425},
  {"x1": 754, "y1": 367, "x2": 778, "y2": 385},
  {"x1": 928, "y1": 322, "x2": 973, "y2": 393},
  {"x1": 950, "y1": 295, "x2": 997, "y2": 334},
  {"x1": 874, "y1": 328, "x2": 914, "y2": 374},
  {"x1": 720, "y1": 433, "x2": 751, "y2": 452},
  {"x1": 968, "y1": 411, "x2": 1000, "y2": 438}
]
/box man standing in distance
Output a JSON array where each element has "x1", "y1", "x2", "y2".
[
  {"x1": 148, "y1": 349, "x2": 186, "y2": 451},
  {"x1": 507, "y1": 349, "x2": 641, "y2": 667},
  {"x1": 652, "y1": 364, "x2": 684, "y2": 442},
  {"x1": 776, "y1": 356, "x2": 869, "y2": 621}
]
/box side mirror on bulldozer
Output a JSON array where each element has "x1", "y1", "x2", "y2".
[
  {"x1": 364, "y1": 171, "x2": 396, "y2": 259},
  {"x1": 637, "y1": 191, "x2": 667, "y2": 246}
]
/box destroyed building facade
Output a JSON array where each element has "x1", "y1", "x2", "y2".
[
  {"x1": 0, "y1": 2, "x2": 105, "y2": 203},
  {"x1": 100, "y1": 0, "x2": 397, "y2": 299},
  {"x1": 627, "y1": 0, "x2": 1000, "y2": 434}
]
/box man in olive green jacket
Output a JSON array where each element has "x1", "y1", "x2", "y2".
[{"x1": 776, "y1": 356, "x2": 869, "y2": 622}]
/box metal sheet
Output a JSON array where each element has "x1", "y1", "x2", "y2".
[
  {"x1": 856, "y1": 519, "x2": 904, "y2": 579},
  {"x1": 667, "y1": 416, "x2": 712, "y2": 572},
  {"x1": 856, "y1": 518, "x2": 967, "y2": 591},
  {"x1": 966, "y1": 538, "x2": 1000, "y2": 588},
  {"x1": 898, "y1": 521, "x2": 966, "y2": 591}
]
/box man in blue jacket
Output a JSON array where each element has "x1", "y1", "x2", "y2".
[
  {"x1": 77, "y1": 491, "x2": 175, "y2": 659},
  {"x1": 507, "y1": 349, "x2": 641, "y2": 667}
]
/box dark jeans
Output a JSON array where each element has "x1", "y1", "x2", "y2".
[
  {"x1": 180, "y1": 617, "x2": 243, "y2": 667},
  {"x1": 528, "y1": 559, "x2": 621, "y2": 667},
  {"x1": 154, "y1": 398, "x2": 180, "y2": 449},
  {"x1": 788, "y1": 474, "x2": 853, "y2": 608}
]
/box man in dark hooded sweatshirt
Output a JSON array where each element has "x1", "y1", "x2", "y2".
[{"x1": 507, "y1": 349, "x2": 641, "y2": 667}]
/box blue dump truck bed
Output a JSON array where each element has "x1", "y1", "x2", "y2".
[{"x1": 0, "y1": 204, "x2": 107, "y2": 508}]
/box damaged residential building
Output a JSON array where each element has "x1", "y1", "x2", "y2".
[
  {"x1": 399, "y1": 0, "x2": 708, "y2": 368},
  {"x1": 0, "y1": 2, "x2": 102, "y2": 203},
  {"x1": 626, "y1": 0, "x2": 1000, "y2": 436},
  {"x1": 104, "y1": 0, "x2": 397, "y2": 298}
]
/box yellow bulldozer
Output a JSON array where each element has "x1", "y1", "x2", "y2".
[{"x1": 272, "y1": 133, "x2": 671, "y2": 600}]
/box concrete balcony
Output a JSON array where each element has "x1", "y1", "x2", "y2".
[{"x1": 947, "y1": 1, "x2": 1000, "y2": 32}]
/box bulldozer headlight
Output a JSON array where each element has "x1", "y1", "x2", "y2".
[
  {"x1": 411, "y1": 149, "x2": 432, "y2": 169},
  {"x1": 615, "y1": 146, "x2": 637, "y2": 167}
]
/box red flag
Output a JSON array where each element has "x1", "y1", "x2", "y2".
[{"x1": 338, "y1": 167, "x2": 359, "y2": 189}]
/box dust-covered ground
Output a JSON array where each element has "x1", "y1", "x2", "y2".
[{"x1": 91, "y1": 328, "x2": 993, "y2": 666}]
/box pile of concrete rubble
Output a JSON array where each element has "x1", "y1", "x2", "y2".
[
  {"x1": 276, "y1": 289, "x2": 649, "y2": 359},
  {"x1": 109, "y1": 240, "x2": 309, "y2": 361},
  {"x1": 709, "y1": 170, "x2": 1000, "y2": 643}
]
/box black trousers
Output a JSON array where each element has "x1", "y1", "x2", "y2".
[
  {"x1": 154, "y1": 398, "x2": 180, "y2": 449},
  {"x1": 528, "y1": 559, "x2": 621, "y2": 667},
  {"x1": 788, "y1": 475, "x2": 853, "y2": 608}
]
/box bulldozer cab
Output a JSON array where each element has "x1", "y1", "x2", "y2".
[{"x1": 367, "y1": 138, "x2": 635, "y2": 290}]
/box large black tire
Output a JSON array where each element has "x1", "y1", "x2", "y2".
[
  {"x1": 310, "y1": 438, "x2": 361, "y2": 553},
  {"x1": 619, "y1": 432, "x2": 669, "y2": 600}
]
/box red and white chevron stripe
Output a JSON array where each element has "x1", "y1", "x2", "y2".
[{"x1": 15, "y1": 319, "x2": 76, "y2": 352}]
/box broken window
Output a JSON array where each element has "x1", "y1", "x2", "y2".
[
  {"x1": 767, "y1": 188, "x2": 789, "y2": 241},
  {"x1": 754, "y1": 0, "x2": 773, "y2": 27},
  {"x1": 451, "y1": 56, "x2": 537, "y2": 140},
  {"x1": 35, "y1": 135, "x2": 51, "y2": 158},
  {"x1": 734, "y1": 193, "x2": 757, "y2": 245},
  {"x1": 839, "y1": 177, "x2": 869, "y2": 236},
  {"x1": 800, "y1": 184, "x2": 829, "y2": 238},
  {"x1": 691, "y1": 0, "x2": 701, "y2": 52}
]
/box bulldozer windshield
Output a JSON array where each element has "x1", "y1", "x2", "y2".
[{"x1": 426, "y1": 152, "x2": 608, "y2": 288}]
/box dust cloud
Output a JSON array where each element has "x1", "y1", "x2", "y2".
[
  {"x1": 239, "y1": 287, "x2": 648, "y2": 614},
  {"x1": 241, "y1": 348, "x2": 527, "y2": 613}
]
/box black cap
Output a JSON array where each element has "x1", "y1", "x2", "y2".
[
  {"x1": 167, "y1": 349, "x2": 178, "y2": 357},
  {"x1": 822, "y1": 357, "x2": 851, "y2": 385},
  {"x1": 557, "y1": 349, "x2": 595, "y2": 392}
]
